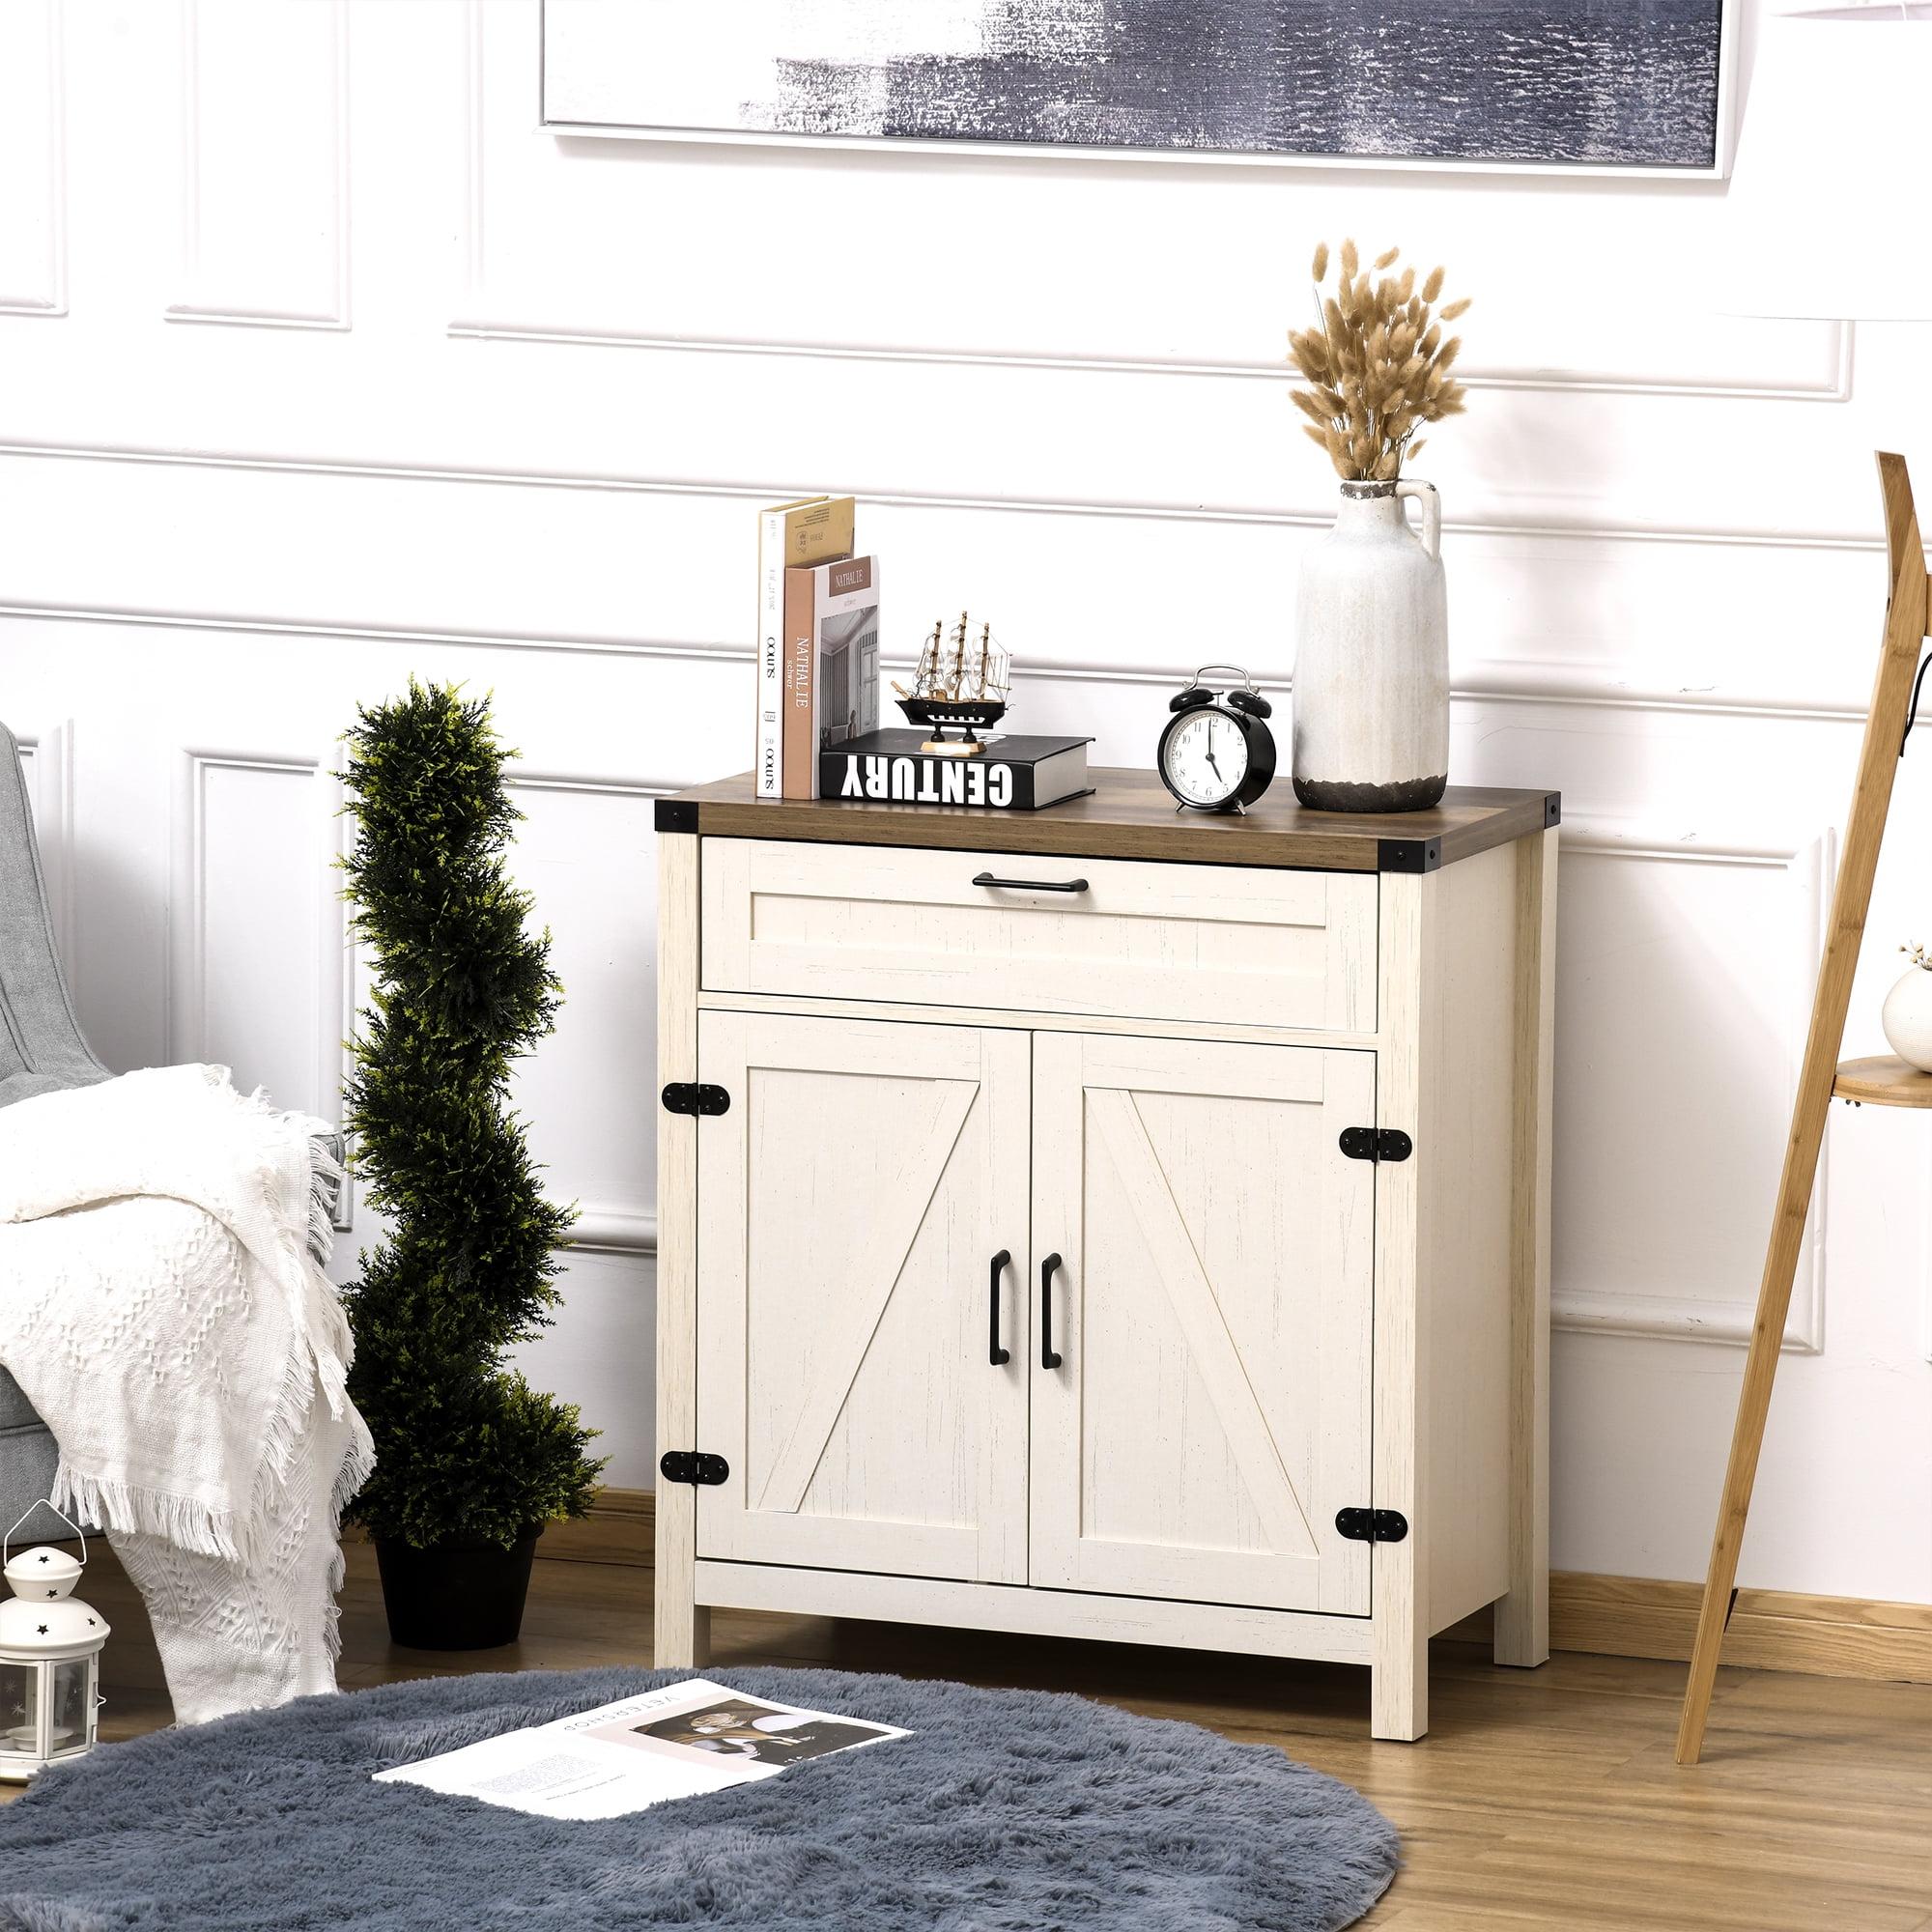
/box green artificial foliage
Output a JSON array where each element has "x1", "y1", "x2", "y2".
[{"x1": 337, "y1": 679, "x2": 604, "y2": 1549}]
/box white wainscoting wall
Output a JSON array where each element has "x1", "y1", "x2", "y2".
[{"x1": 2, "y1": 0, "x2": 1929, "y2": 1592}]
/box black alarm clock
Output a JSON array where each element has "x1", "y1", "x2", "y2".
[{"x1": 1156, "y1": 665, "x2": 1276, "y2": 813}]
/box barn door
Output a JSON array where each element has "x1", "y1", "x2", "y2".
[
  {"x1": 695, "y1": 1010, "x2": 1030, "y2": 1583},
  {"x1": 1029, "y1": 1033, "x2": 1375, "y2": 1615}
]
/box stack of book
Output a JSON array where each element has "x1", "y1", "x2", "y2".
[{"x1": 754, "y1": 495, "x2": 877, "y2": 800}]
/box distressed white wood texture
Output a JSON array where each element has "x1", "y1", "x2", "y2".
[
  {"x1": 1370, "y1": 871, "x2": 1428, "y2": 1740},
  {"x1": 701, "y1": 838, "x2": 1376, "y2": 1031},
  {"x1": 7, "y1": 0, "x2": 1932, "y2": 1608},
  {"x1": 693, "y1": 1562, "x2": 1376, "y2": 1665},
  {"x1": 695, "y1": 1010, "x2": 1031, "y2": 1583},
  {"x1": 654, "y1": 833, "x2": 707, "y2": 1667},
  {"x1": 1028, "y1": 1032, "x2": 1375, "y2": 1617},
  {"x1": 699, "y1": 986, "x2": 1378, "y2": 1055},
  {"x1": 1414, "y1": 841, "x2": 1519, "y2": 1638}
]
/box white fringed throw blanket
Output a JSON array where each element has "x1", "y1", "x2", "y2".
[{"x1": 0, "y1": 1065, "x2": 373, "y2": 1724}]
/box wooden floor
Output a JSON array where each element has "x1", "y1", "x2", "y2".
[{"x1": 12, "y1": 1542, "x2": 1932, "y2": 1929}]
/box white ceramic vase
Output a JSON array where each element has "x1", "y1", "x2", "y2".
[
  {"x1": 1292, "y1": 477, "x2": 1450, "y2": 812},
  {"x1": 1882, "y1": 964, "x2": 1932, "y2": 1072}
]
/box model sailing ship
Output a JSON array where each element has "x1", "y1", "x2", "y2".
[{"x1": 891, "y1": 611, "x2": 1010, "y2": 755}]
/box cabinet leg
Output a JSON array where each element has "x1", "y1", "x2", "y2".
[
  {"x1": 1371, "y1": 1651, "x2": 1428, "y2": 1743},
  {"x1": 1372, "y1": 1577, "x2": 1430, "y2": 1742},
  {"x1": 654, "y1": 1580, "x2": 710, "y2": 1671},
  {"x1": 652, "y1": 1478, "x2": 708, "y2": 1669},
  {"x1": 1492, "y1": 1577, "x2": 1549, "y2": 1670}
]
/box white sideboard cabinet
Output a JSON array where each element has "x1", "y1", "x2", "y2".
[{"x1": 654, "y1": 769, "x2": 1558, "y2": 1741}]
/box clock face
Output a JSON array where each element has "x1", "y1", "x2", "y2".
[{"x1": 1161, "y1": 707, "x2": 1250, "y2": 808}]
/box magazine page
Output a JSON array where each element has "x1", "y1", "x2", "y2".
[{"x1": 374, "y1": 1679, "x2": 909, "y2": 1821}]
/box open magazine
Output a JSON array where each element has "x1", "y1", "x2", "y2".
[{"x1": 374, "y1": 1679, "x2": 910, "y2": 1821}]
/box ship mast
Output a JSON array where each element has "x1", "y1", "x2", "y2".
[{"x1": 946, "y1": 611, "x2": 966, "y2": 698}]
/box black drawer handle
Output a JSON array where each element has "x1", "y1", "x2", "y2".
[
  {"x1": 972, "y1": 872, "x2": 1090, "y2": 895},
  {"x1": 1040, "y1": 1252, "x2": 1065, "y2": 1370},
  {"x1": 988, "y1": 1250, "x2": 1011, "y2": 1366}
]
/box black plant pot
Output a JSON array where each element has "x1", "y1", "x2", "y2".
[{"x1": 374, "y1": 1526, "x2": 542, "y2": 1650}]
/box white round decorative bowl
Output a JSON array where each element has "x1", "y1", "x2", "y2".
[{"x1": 1882, "y1": 966, "x2": 1932, "y2": 1072}]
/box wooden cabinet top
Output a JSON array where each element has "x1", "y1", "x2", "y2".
[{"x1": 658, "y1": 768, "x2": 1560, "y2": 874}]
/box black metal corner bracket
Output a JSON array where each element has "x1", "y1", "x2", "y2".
[
  {"x1": 654, "y1": 798, "x2": 698, "y2": 834},
  {"x1": 1340, "y1": 1127, "x2": 1413, "y2": 1163},
  {"x1": 1336, "y1": 1507, "x2": 1408, "y2": 1545},
  {"x1": 1377, "y1": 837, "x2": 1443, "y2": 874},
  {"x1": 662, "y1": 1082, "x2": 730, "y2": 1118},
  {"x1": 660, "y1": 1451, "x2": 729, "y2": 1488}
]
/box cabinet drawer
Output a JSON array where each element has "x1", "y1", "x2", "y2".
[{"x1": 700, "y1": 838, "x2": 1377, "y2": 1031}]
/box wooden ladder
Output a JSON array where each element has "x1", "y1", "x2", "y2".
[{"x1": 1676, "y1": 451, "x2": 1932, "y2": 1765}]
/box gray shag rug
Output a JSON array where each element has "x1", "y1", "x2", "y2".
[{"x1": 0, "y1": 1665, "x2": 1400, "y2": 1931}]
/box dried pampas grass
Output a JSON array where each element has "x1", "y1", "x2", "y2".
[{"x1": 1289, "y1": 242, "x2": 1471, "y2": 483}]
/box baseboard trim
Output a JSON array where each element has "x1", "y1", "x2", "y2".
[
  {"x1": 548, "y1": 1509, "x2": 1932, "y2": 1687},
  {"x1": 341, "y1": 1490, "x2": 655, "y2": 1563},
  {"x1": 1442, "y1": 1572, "x2": 1932, "y2": 1686},
  {"x1": 540, "y1": 1487, "x2": 654, "y2": 1567}
]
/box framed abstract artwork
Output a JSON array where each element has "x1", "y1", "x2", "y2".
[{"x1": 541, "y1": 0, "x2": 1737, "y2": 177}]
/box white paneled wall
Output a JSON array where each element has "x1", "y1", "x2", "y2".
[
  {"x1": 3, "y1": 0, "x2": 1930, "y2": 1578},
  {"x1": 170, "y1": 0, "x2": 351, "y2": 330}
]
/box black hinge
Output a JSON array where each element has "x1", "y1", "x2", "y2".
[
  {"x1": 1339, "y1": 1127, "x2": 1412, "y2": 1163},
  {"x1": 660, "y1": 1451, "x2": 729, "y2": 1487},
  {"x1": 662, "y1": 1082, "x2": 730, "y2": 1118},
  {"x1": 1336, "y1": 1507, "x2": 1408, "y2": 1545}
]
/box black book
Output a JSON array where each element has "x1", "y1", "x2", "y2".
[{"x1": 820, "y1": 730, "x2": 1094, "y2": 812}]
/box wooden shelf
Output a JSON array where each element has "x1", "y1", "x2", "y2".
[{"x1": 1833, "y1": 1055, "x2": 1932, "y2": 1109}]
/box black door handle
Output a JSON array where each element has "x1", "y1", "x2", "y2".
[
  {"x1": 1040, "y1": 1252, "x2": 1064, "y2": 1370},
  {"x1": 988, "y1": 1250, "x2": 1011, "y2": 1366},
  {"x1": 972, "y1": 872, "x2": 1090, "y2": 895}
]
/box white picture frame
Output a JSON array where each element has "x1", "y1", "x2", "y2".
[{"x1": 539, "y1": 0, "x2": 1741, "y2": 182}]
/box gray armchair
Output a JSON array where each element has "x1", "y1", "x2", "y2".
[{"x1": 1, "y1": 720, "x2": 111, "y2": 1541}]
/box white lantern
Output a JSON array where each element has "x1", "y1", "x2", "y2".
[{"x1": 0, "y1": 1504, "x2": 109, "y2": 1781}]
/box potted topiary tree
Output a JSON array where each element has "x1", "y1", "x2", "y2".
[{"x1": 338, "y1": 679, "x2": 604, "y2": 1649}]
